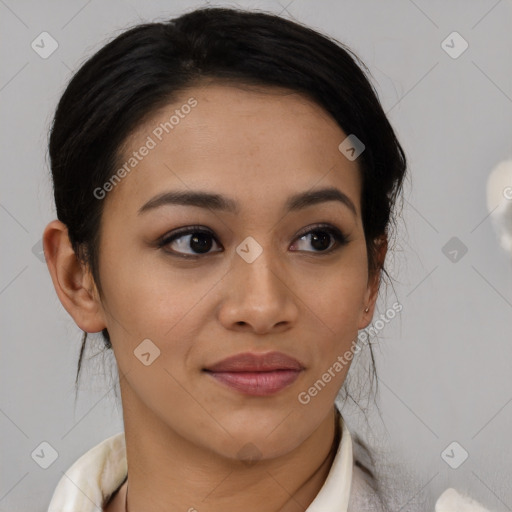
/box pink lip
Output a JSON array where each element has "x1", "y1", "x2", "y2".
[
  {"x1": 204, "y1": 351, "x2": 304, "y2": 372},
  {"x1": 203, "y1": 351, "x2": 305, "y2": 396},
  {"x1": 206, "y1": 370, "x2": 302, "y2": 396}
]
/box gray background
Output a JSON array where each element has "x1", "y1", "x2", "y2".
[{"x1": 1, "y1": 0, "x2": 511, "y2": 510}]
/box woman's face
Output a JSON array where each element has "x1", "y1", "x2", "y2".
[{"x1": 84, "y1": 82, "x2": 383, "y2": 459}]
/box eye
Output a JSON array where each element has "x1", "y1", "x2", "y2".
[
  {"x1": 158, "y1": 226, "x2": 222, "y2": 258},
  {"x1": 290, "y1": 224, "x2": 349, "y2": 253},
  {"x1": 158, "y1": 223, "x2": 349, "y2": 259}
]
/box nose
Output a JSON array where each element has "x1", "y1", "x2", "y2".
[{"x1": 217, "y1": 242, "x2": 299, "y2": 335}]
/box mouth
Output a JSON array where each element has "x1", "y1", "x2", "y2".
[{"x1": 203, "y1": 351, "x2": 305, "y2": 396}]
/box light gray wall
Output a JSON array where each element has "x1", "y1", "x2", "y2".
[{"x1": 1, "y1": 0, "x2": 511, "y2": 510}]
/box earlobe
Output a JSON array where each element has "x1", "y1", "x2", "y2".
[
  {"x1": 358, "y1": 287, "x2": 378, "y2": 330},
  {"x1": 43, "y1": 219, "x2": 106, "y2": 333},
  {"x1": 358, "y1": 234, "x2": 388, "y2": 330}
]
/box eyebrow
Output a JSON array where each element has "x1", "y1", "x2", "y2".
[{"x1": 137, "y1": 186, "x2": 357, "y2": 217}]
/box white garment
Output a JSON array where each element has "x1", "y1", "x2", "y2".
[{"x1": 46, "y1": 413, "x2": 492, "y2": 512}]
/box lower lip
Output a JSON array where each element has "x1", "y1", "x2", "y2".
[{"x1": 205, "y1": 370, "x2": 302, "y2": 396}]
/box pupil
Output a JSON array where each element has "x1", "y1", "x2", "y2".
[
  {"x1": 311, "y1": 231, "x2": 330, "y2": 251},
  {"x1": 190, "y1": 233, "x2": 212, "y2": 253}
]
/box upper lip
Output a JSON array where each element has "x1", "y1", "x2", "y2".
[{"x1": 204, "y1": 351, "x2": 305, "y2": 372}]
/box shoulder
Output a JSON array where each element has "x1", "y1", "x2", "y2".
[
  {"x1": 348, "y1": 433, "x2": 495, "y2": 512},
  {"x1": 347, "y1": 433, "x2": 387, "y2": 511},
  {"x1": 47, "y1": 431, "x2": 127, "y2": 512}
]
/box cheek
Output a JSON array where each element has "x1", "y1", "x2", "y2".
[
  {"x1": 98, "y1": 242, "x2": 197, "y2": 329},
  {"x1": 304, "y1": 267, "x2": 367, "y2": 328},
  {"x1": 100, "y1": 255, "x2": 221, "y2": 368},
  {"x1": 299, "y1": 267, "x2": 367, "y2": 375}
]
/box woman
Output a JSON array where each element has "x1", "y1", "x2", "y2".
[{"x1": 43, "y1": 6, "x2": 492, "y2": 511}]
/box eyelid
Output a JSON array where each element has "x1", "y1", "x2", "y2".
[
  {"x1": 159, "y1": 225, "x2": 213, "y2": 241},
  {"x1": 294, "y1": 223, "x2": 346, "y2": 240}
]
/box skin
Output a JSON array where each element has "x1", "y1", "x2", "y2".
[{"x1": 43, "y1": 81, "x2": 387, "y2": 512}]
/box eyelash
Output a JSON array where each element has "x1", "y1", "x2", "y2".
[{"x1": 157, "y1": 223, "x2": 349, "y2": 260}]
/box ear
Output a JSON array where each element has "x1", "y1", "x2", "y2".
[
  {"x1": 358, "y1": 234, "x2": 388, "y2": 330},
  {"x1": 42, "y1": 219, "x2": 107, "y2": 333}
]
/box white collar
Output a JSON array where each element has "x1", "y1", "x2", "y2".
[{"x1": 46, "y1": 412, "x2": 488, "y2": 512}]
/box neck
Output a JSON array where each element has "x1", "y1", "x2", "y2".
[
  {"x1": 113, "y1": 408, "x2": 341, "y2": 512},
  {"x1": 124, "y1": 428, "x2": 341, "y2": 512}
]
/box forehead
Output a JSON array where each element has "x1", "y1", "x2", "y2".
[{"x1": 104, "y1": 82, "x2": 362, "y2": 219}]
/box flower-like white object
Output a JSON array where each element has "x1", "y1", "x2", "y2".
[
  {"x1": 486, "y1": 158, "x2": 512, "y2": 254},
  {"x1": 435, "y1": 488, "x2": 492, "y2": 512}
]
